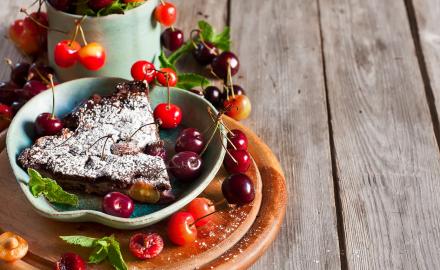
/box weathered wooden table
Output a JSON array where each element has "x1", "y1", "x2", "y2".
[{"x1": 2, "y1": 0, "x2": 440, "y2": 269}]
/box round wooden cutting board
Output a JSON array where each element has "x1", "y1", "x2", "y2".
[{"x1": 0, "y1": 116, "x2": 287, "y2": 270}]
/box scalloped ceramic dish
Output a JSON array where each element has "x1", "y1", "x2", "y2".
[{"x1": 6, "y1": 77, "x2": 226, "y2": 229}]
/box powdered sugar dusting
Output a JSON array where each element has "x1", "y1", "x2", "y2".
[{"x1": 19, "y1": 89, "x2": 170, "y2": 192}]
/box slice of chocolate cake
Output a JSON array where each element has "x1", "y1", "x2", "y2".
[{"x1": 18, "y1": 81, "x2": 171, "y2": 196}]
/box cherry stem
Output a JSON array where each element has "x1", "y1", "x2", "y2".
[
  {"x1": 4, "y1": 58, "x2": 13, "y2": 71},
  {"x1": 219, "y1": 132, "x2": 238, "y2": 164},
  {"x1": 69, "y1": 24, "x2": 80, "y2": 46},
  {"x1": 86, "y1": 134, "x2": 114, "y2": 156},
  {"x1": 27, "y1": 0, "x2": 40, "y2": 10},
  {"x1": 166, "y1": 73, "x2": 171, "y2": 108},
  {"x1": 189, "y1": 209, "x2": 220, "y2": 227},
  {"x1": 210, "y1": 68, "x2": 222, "y2": 81},
  {"x1": 160, "y1": 0, "x2": 165, "y2": 5},
  {"x1": 227, "y1": 65, "x2": 235, "y2": 100},
  {"x1": 32, "y1": 67, "x2": 50, "y2": 85},
  {"x1": 78, "y1": 25, "x2": 88, "y2": 46},
  {"x1": 189, "y1": 29, "x2": 201, "y2": 49},
  {"x1": 48, "y1": 74, "x2": 56, "y2": 119},
  {"x1": 101, "y1": 136, "x2": 113, "y2": 160},
  {"x1": 20, "y1": 8, "x2": 68, "y2": 34},
  {"x1": 200, "y1": 123, "x2": 219, "y2": 157},
  {"x1": 127, "y1": 120, "x2": 161, "y2": 140}
]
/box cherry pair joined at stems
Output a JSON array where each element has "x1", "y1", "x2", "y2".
[{"x1": 54, "y1": 17, "x2": 106, "y2": 71}]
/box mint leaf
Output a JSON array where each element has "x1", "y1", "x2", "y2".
[
  {"x1": 159, "y1": 51, "x2": 176, "y2": 71},
  {"x1": 198, "y1": 20, "x2": 214, "y2": 42},
  {"x1": 75, "y1": 2, "x2": 96, "y2": 16},
  {"x1": 107, "y1": 236, "x2": 128, "y2": 270},
  {"x1": 61, "y1": 234, "x2": 127, "y2": 270},
  {"x1": 176, "y1": 73, "x2": 210, "y2": 90},
  {"x1": 28, "y1": 169, "x2": 79, "y2": 206},
  {"x1": 124, "y1": 2, "x2": 143, "y2": 10},
  {"x1": 99, "y1": 2, "x2": 125, "y2": 16},
  {"x1": 168, "y1": 42, "x2": 195, "y2": 65},
  {"x1": 60, "y1": 236, "x2": 96, "y2": 248},
  {"x1": 89, "y1": 244, "x2": 108, "y2": 264},
  {"x1": 212, "y1": 26, "x2": 231, "y2": 51}
]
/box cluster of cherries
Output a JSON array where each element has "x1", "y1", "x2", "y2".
[
  {"x1": 156, "y1": 2, "x2": 251, "y2": 121},
  {"x1": 9, "y1": 9, "x2": 48, "y2": 56},
  {"x1": 0, "y1": 60, "x2": 55, "y2": 131},
  {"x1": 167, "y1": 127, "x2": 255, "y2": 246},
  {"x1": 54, "y1": 20, "x2": 106, "y2": 71}
]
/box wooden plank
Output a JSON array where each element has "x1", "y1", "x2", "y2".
[
  {"x1": 320, "y1": 0, "x2": 440, "y2": 268},
  {"x1": 230, "y1": 0, "x2": 341, "y2": 269},
  {"x1": 410, "y1": 0, "x2": 440, "y2": 128}
]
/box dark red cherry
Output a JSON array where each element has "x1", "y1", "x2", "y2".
[
  {"x1": 102, "y1": 192, "x2": 134, "y2": 218},
  {"x1": 193, "y1": 42, "x2": 219, "y2": 66},
  {"x1": 48, "y1": 0, "x2": 72, "y2": 12},
  {"x1": 222, "y1": 174, "x2": 255, "y2": 205},
  {"x1": 35, "y1": 113, "x2": 63, "y2": 137},
  {"x1": 227, "y1": 129, "x2": 248, "y2": 150},
  {"x1": 27, "y1": 63, "x2": 55, "y2": 82},
  {"x1": 161, "y1": 28, "x2": 184, "y2": 52},
  {"x1": 55, "y1": 252, "x2": 86, "y2": 270},
  {"x1": 211, "y1": 51, "x2": 240, "y2": 79},
  {"x1": 23, "y1": 80, "x2": 47, "y2": 97},
  {"x1": 0, "y1": 81, "x2": 18, "y2": 105},
  {"x1": 175, "y1": 128, "x2": 205, "y2": 154},
  {"x1": 10, "y1": 62, "x2": 30, "y2": 87},
  {"x1": 221, "y1": 85, "x2": 246, "y2": 101},
  {"x1": 223, "y1": 149, "x2": 251, "y2": 174},
  {"x1": 203, "y1": 86, "x2": 222, "y2": 108},
  {"x1": 88, "y1": 0, "x2": 113, "y2": 11},
  {"x1": 169, "y1": 151, "x2": 202, "y2": 182},
  {"x1": 10, "y1": 99, "x2": 27, "y2": 114}
]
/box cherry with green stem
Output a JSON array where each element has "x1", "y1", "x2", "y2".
[{"x1": 34, "y1": 74, "x2": 64, "y2": 137}]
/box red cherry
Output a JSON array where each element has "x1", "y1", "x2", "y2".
[
  {"x1": 153, "y1": 103, "x2": 182, "y2": 129},
  {"x1": 155, "y1": 2, "x2": 177, "y2": 27},
  {"x1": 223, "y1": 95, "x2": 251, "y2": 121},
  {"x1": 161, "y1": 28, "x2": 184, "y2": 51},
  {"x1": 129, "y1": 233, "x2": 164, "y2": 260},
  {"x1": 186, "y1": 197, "x2": 215, "y2": 227},
  {"x1": 156, "y1": 68, "x2": 178, "y2": 87},
  {"x1": 212, "y1": 51, "x2": 240, "y2": 79},
  {"x1": 88, "y1": 0, "x2": 113, "y2": 11},
  {"x1": 78, "y1": 42, "x2": 106, "y2": 71},
  {"x1": 35, "y1": 113, "x2": 63, "y2": 137},
  {"x1": 102, "y1": 192, "x2": 134, "y2": 218},
  {"x1": 167, "y1": 211, "x2": 197, "y2": 246},
  {"x1": 0, "y1": 104, "x2": 13, "y2": 130},
  {"x1": 222, "y1": 174, "x2": 255, "y2": 205},
  {"x1": 131, "y1": 60, "x2": 156, "y2": 83},
  {"x1": 9, "y1": 20, "x2": 41, "y2": 56},
  {"x1": 224, "y1": 149, "x2": 251, "y2": 174},
  {"x1": 55, "y1": 253, "x2": 87, "y2": 270},
  {"x1": 23, "y1": 12, "x2": 48, "y2": 36},
  {"x1": 23, "y1": 80, "x2": 48, "y2": 97},
  {"x1": 54, "y1": 40, "x2": 81, "y2": 68},
  {"x1": 227, "y1": 129, "x2": 248, "y2": 150}
]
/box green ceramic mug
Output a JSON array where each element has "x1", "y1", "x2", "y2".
[{"x1": 46, "y1": 0, "x2": 160, "y2": 81}]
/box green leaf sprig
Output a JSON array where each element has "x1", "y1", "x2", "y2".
[
  {"x1": 28, "y1": 168, "x2": 78, "y2": 206},
  {"x1": 60, "y1": 235, "x2": 127, "y2": 270},
  {"x1": 157, "y1": 20, "x2": 231, "y2": 91}
]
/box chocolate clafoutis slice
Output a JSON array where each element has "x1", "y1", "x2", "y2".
[{"x1": 18, "y1": 81, "x2": 171, "y2": 197}]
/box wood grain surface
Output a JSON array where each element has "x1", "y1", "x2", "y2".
[
  {"x1": 230, "y1": 0, "x2": 341, "y2": 269},
  {"x1": 320, "y1": 0, "x2": 440, "y2": 268},
  {"x1": 3, "y1": 0, "x2": 440, "y2": 269}
]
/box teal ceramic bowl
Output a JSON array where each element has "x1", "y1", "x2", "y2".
[
  {"x1": 6, "y1": 78, "x2": 226, "y2": 229},
  {"x1": 46, "y1": 0, "x2": 161, "y2": 81}
]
